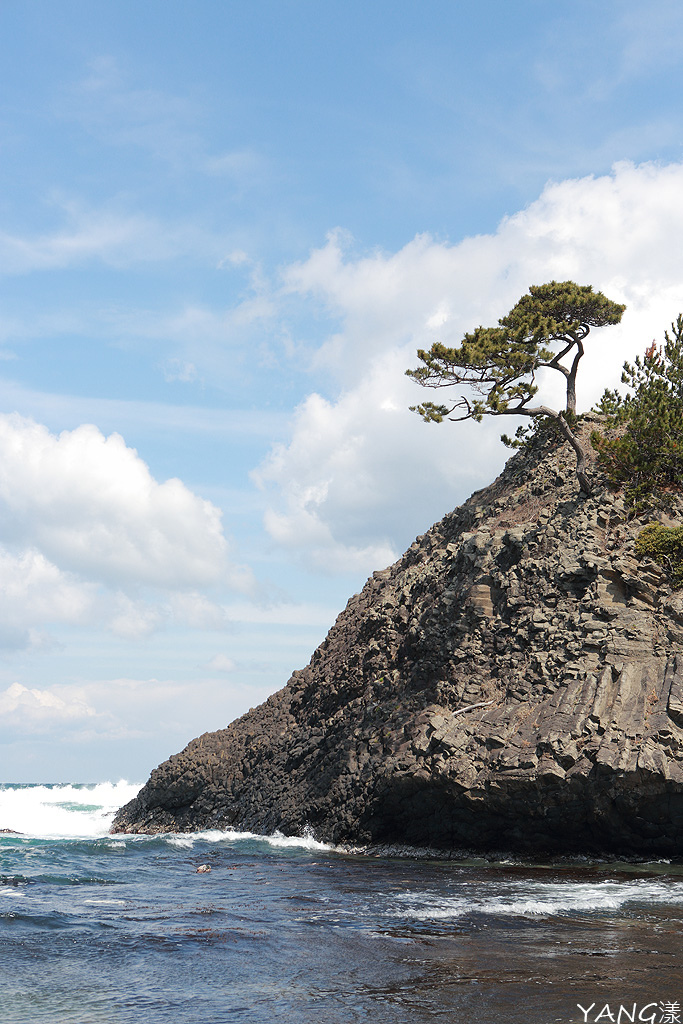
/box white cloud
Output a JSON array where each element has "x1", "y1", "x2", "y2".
[
  {"x1": 206, "y1": 654, "x2": 237, "y2": 673},
  {"x1": 0, "y1": 414, "x2": 253, "y2": 648},
  {"x1": 140, "y1": 295, "x2": 277, "y2": 379},
  {"x1": 0, "y1": 199, "x2": 211, "y2": 274},
  {"x1": 254, "y1": 348, "x2": 495, "y2": 573},
  {"x1": 0, "y1": 414, "x2": 235, "y2": 589},
  {"x1": 0, "y1": 548, "x2": 99, "y2": 650},
  {"x1": 167, "y1": 592, "x2": 232, "y2": 631},
  {"x1": 108, "y1": 597, "x2": 166, "y2": 640},
  {"x1": 162, "y1": 358, "x2": 198, "y2": 384},
  {"x1": 6, "y1": 674, "x2": 275, "y2": 748},
  {"x1": 0, "y1": 380, "x2": 288, "y2": 441},
  {"x1": 0, "y1": 682, "x2": 96, "y2": 726},
  {"x1": 220, "y1": 600, "x2": 341, "y2": 627},
  {"x1": 260, "y1": 161, "x2": 683, "y2": 572},
  {"x1": 0, "y1": 548, "x2": 96, "y2": 622}
]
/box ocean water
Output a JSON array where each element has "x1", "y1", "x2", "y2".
[{"x1": 1, "y1": 783, "x2": 683, "y2": 1024}]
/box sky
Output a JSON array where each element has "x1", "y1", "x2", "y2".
[{"x1": 2, "y1": 0, "x2": 683, "y2": 782}]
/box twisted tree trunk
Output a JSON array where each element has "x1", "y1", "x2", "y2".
[{"x1": 527, "y1": 405, "x2": 591, "y2": 495}]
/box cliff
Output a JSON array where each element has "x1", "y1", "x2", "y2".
[{"x1": 112, "y1": 419, "x2": 683, "y2": 855}]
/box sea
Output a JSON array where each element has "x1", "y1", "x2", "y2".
[{"x1": 1, "y1": 782, "x2": 683, "y2": 1024}]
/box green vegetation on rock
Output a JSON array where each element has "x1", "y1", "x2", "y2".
[
  {"x1": 635, "y1": 523, "x2": 683, "y2": 588},
  {"x1": 592, "y1": 315, "x2": 683, "y2": 511}
]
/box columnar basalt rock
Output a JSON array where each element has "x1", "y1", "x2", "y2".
[{"x1": 112, "y1": 420, "x2": 683, "y2": 855}]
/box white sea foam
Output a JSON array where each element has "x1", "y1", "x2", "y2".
[
  {"x1": 0, "y1": 887, "x2": 26, "y2": 898},
  {"x1": 265, "y1": 828, "x2": 331, "y2": 851},
  {"x1": 0, "y1": 783, "x2": 335, "y2": 849},
  {"x1": 154, "y1": 826, "x2": 332, "y2": 852},
  {"x1": 393, "y1": 879, "x2": 683, "y2": 920},
  {"x1": 83, "y1": 899, "x2": 126, "y2": 905},
  {"x1": 0, "y1": 781, "x2": 142, "y2": 839},
  {"x1": 166, "y1": 835, "x2": 196, "y2": 848}
]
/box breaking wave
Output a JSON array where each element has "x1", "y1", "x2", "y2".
[
  {"x1": 393, "y1": 878, "x2": 683, "y2": 920},
  {"x1": 158, "y1": 827, "x2": 331, "y2": 851},
  {"x1": 0, "y1": 783, "x2": 333, "y2": 850},
  {"x1": 0, "y1": 782, "x2": 143, "y2": 838}
]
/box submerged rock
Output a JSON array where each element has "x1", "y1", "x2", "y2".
[{"x1": 112, "y1": 422, "x2": 683, "y2": 855}]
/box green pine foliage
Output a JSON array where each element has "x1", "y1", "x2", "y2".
[
  {"x1": 407, "y1": 280, "x2": 625, "y2": 495},
  {"x1": 591, "y1": 316, "x2": 683, "y2": 510},
  {"x1": 634, "y1": 523, "x2": 683, "y2": 587},
  {"x1": 407, "y1": 281, "x2": 625, "y2": 422}
]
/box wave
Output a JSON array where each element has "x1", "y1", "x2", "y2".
[
  {"x1": 112, "y1": 826, "x2": 333, "y2": 852},
  {"x1": 393, "y1": 878, "x2": 683, "y2": 920},
  {"x1": 0, "y1": 783, "x2": 335, "y2": 851},
  {"x1": 0, "y1": 781, "x2": 142, "y2": 839}
]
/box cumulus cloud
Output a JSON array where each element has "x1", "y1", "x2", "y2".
[
  {"x1": 0, "y1": 548, "x2": 98, "y2": 650},
  {"x1": 0, "y1": 414, "x2": 251, "y2": 647},
  {"x1": 0, "y1": 682, "x2": 96, "y2": 727},
  {"x1": 261, "y1": 160, "x2": 683, "y2": 573},
  {"x1": 0, "y1": 414, "x2": 232, "y2": 588},
  {"x1": 254, "y1": 347, "x2": 496, "y2": 572},
  {"x1": 0, "y1": 548, "x2": 96, "y2": 621}
]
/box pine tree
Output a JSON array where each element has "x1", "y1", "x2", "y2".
[
  {"x1": 592, "y1": 315, "x2": 683, "y2": 509},
  {"x1": 406, "y1": 281, "x2": 625, "y2": 494}
]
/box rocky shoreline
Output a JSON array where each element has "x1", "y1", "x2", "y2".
[{"x1": 112, "y1": 420, "x2": 683, "y2": 856}]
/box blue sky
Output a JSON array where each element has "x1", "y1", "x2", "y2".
[{"x1": 3, "y1": 0, "x2": 683, "y2": 782}]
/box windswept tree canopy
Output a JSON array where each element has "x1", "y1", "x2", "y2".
[{"x1": 406, "y1": 281, "x2": 626, "y2": 494}]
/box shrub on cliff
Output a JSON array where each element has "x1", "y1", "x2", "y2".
[
  {"x1": 406, "y1": 281, "x2": 625, "y2": 495},
  {"x1": 592, "y1": 315, "x2": 683, "y2": 510},
  {"x1": 634, "y1": 523, "x2": 683, "y2": 587}
]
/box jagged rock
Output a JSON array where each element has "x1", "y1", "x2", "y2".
[{"x1": 112, "y1": 423, "x2": 683, "y2": 855}]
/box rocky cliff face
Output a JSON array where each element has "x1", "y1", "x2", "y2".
[{"x1": 112, "y1": 420, "x2": 683, "y2": 855}]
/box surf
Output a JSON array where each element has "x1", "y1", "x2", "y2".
[{"x1": 0, "y1": 781, "x2": 142, "y2": 839}]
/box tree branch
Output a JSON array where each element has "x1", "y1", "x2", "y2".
[{"x1": 407, "y1": 281, "x2": 625, "y2": 497}]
